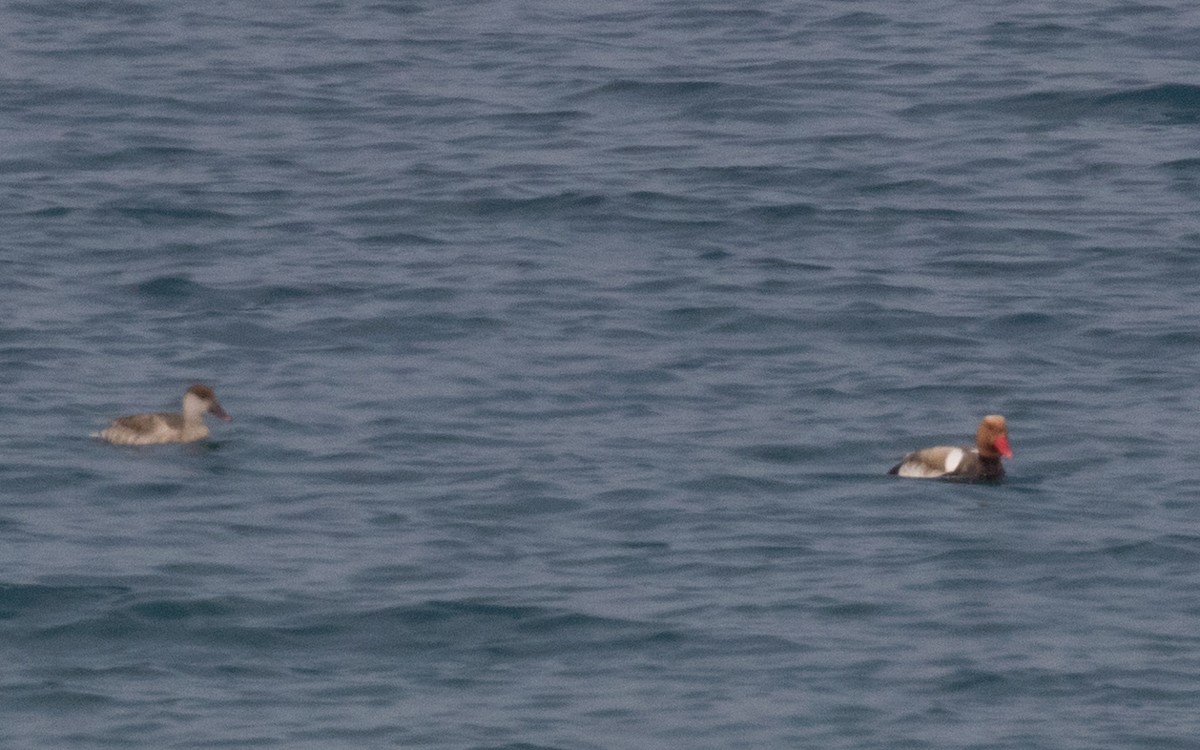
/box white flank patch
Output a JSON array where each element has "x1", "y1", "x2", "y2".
[
  {"x1": 943, "y1": 448, "x2": 964, "y2": 473},
  {"x1": 898, "y1": 462, "x2": 944, "y2": 478}
]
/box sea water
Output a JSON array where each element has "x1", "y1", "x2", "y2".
[{"x1": 3, "y1": 2, "x2": 1200, "y2": 748}]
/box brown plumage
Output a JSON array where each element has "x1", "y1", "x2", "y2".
[{"x1": 94, "y1": 384, "x2": 232, "y2": 446}]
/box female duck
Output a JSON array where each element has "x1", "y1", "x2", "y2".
[
  {"x1": 94, "y1": 384, "x2": 232, "y2": 445},
  {"x1": 888, "y1": 415, "x2": 1012, "y2": 480}
]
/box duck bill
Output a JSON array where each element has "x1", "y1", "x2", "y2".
[
  {"x1": 993, "y1": 434, "x2": 1012, "y2": 458},
  {"x1": 209, "y1": 401, "x2": 233, "y2": 421}
]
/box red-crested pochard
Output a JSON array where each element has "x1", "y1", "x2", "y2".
[
  {"x1": 888, "y1": 415, "x2": 1012, "y2": 480},
  {"x1": 94, "y1": 384, "x2": 231, "y2": 446}
]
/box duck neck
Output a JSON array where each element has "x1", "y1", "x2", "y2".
[{"x1": 977, "y1": 454, "x2": 1004, "y2": 479}]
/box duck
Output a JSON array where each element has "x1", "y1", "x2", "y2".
[
  {"x1": 888, "y1": 415, "x2": 1012, "y2": 480},
  {"x1": 94, "y1": 384, "x2": 232, "y2": 445}
]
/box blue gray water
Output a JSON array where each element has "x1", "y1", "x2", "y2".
[{"x1": 4, "y1": 1, "x2": 1200, "y2": 747}]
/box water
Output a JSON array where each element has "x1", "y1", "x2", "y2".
[{"x1": 4, "y1": 1, "x2": 1200, "y2": 747}]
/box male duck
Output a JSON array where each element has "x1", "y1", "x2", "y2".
[{"x1": 888, "y1": 415, "x2": 1012, "y2": 480}]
